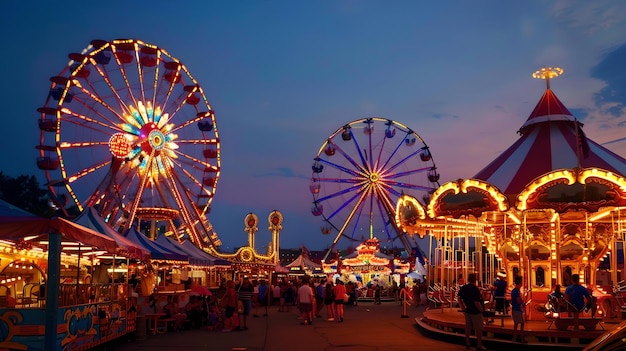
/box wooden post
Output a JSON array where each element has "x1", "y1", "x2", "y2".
[{"x1": 44, "y1": 232, "x2": 61, "y2": 350}]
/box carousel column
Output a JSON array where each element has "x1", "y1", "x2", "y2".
[
  {"x1": 520, "y1": 212, "x2": 527, "y2": 282},
  {"x1": 556, "y1": 217, "x2": 562, "y2": 286},
  {"x1": 267, "y1": 211, "x2": 283, "y2": 266},
  {"x1": 438, "y1": 224, "x2": 447, "y2": 288},
  {"x1": 610, "y1": 210, "x2": 620, "y2": 288},
  {"x1": 44, "y1": 232, "x2": 61, "y2": 351},
  {"x1": 579, "y1": 214, "x2": 589, "y2": 284}
]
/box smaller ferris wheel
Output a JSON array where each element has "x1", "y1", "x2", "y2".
[{"x1": 310, "y1": 117, "x2": 440, "y2": 257}]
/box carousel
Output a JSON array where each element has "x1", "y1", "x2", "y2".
[
  {"x1": 397, "y1": 67, "x2": 626, "y2": 346},
  {"x1": 323, "y1": 238, "x2": 410, "y2": 290}
]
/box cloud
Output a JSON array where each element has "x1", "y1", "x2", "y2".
[
  {"x1": 552, "y1": 0, "x2": 626, "y2": 36},
  {"x1": 592, "y1": 43, "x2": 626, "y2": 107},
  {"x1": 430, "y1": 112, "x2": 459, "y2": 120}
]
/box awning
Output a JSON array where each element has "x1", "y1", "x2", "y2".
[
  {"x1": 0, "y1": 199, "x2": 117, "y2": 253},
  {"x1": 123, "y1": 228, "x2": 188, "y2": 262},
  {"x1": 73, "y1": 207, "x2": 150, "y2": 260},
  {"x1": 178, "y1": 239, "x2": 231, "y2": 266}
]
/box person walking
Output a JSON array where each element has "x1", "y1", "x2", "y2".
[
  {"x1": 314, "y1": 279, "x2": 325, "y2": 318},
  {"x1": 235, "y1": 277, "x2": 254, "y2": 331},
  {"x1": 256, "y1": 279, "x2": 269, "y2": 317},
  {"x1": 412, "y1": 280, "x2": 421, "y2": 307},
  {"x1": 511, "y1": 275, "x2": 526, "y2": 343},
  {"x1": 272, "y1": 282, "x2": 281, "y2": 309},
  {"x1": 221, "y1": 280, "x2": 237, "y2": 332},
  {"x1": 333, "y1": 280, "x2": 346, "y2": 322},
  {"x1": 419, "y1": 278, "x2": 428, "y2": 305},
  {"x1": 373, "y1": 283, "x2": 381, "y2": 305},
  {"x1": 324, "y1": 281, "x2": 335, "y2": 321},
  {"x1": 458, "y1": 273, "x2": 486, "y2": 351},
  {"x1": 297, "y1": 276, "x2": 315, "y2": 325}
]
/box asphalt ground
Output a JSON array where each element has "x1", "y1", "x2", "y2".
[{"x1": 108, "y1": 300, "x2": 470, "y2": 351}]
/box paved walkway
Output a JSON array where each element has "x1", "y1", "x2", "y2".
[{"x1": 110, "y1": 301, "x2": 469, "y2": 351}]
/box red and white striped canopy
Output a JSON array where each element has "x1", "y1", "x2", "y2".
[{"x1": 474, "y1": 88, "x2": 626, "y2": 195}]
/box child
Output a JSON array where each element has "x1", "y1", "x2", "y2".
[{"x1": 206, "y1": 304, "x2": 219, "y2": 330}]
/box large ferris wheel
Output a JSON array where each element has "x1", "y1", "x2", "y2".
[
  {"x1": 36, "y1": 39, "x2": 222, "y2": 250},
  {"x1": 311, "y1": 118, "x2": 440, "y2": 258}
]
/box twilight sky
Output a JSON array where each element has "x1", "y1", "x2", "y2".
[{"x1": 1, "y1": 1, "x2": 626, "y2": 252}]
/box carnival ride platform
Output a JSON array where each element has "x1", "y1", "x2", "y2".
[{"x1": 416, "y1": 307, "x2": 621, "y2": 350}]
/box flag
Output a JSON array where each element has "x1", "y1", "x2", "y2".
[{"x1": 575, "y1": 119, "x2": 590, "y2": 159}]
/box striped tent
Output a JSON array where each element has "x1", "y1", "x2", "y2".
[{"x1": 474, "y1": 85, "x2": 626, "y2": 195}]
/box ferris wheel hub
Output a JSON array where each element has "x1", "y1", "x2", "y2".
[
  {"x1": 148, "y1": 130, "x2": 166, "y2": 151},
  {"x1": 369, "y1": 173, "x2": 379, "y2": 183}
]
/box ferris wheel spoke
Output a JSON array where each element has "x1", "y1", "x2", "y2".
[
  {"x1": 347, "y1": 129, "x2": 369, "y2": 170},
  {"x1": 347, "y1": 200, "x2": 367, "y2": 240},
  {"x1": 179, "y1": 165, "x2": 211, "y2": 195},
  {"x1": 62, "y1": 158, "x2": 112, "y2": 185},
  {"x1": 316, "y1": 183, "x2": 365, "y2": 203},
  {"x1": 382, "y1": 181, "x2": 435, "y2": 194},
  {"x1": 327, "y1": 188, "x2": 369, "y2": 244},
  {"x1": 382, "y1": 148, "x2": 422, "y2": 175},
  {"x1": 165, "y1": 169, "x2": 206, "y2": 244},
  {"x1": 86, "y1": 62, "x2": 134, "y2": 120},
  {"x1": 169, "y1": 156, "x2": 208, "y2": 189},
  {"x1": 172, "y1": 110, "x2": 212, "y2": 134},
  {"x1": 317, "y1": 158, "x2": 363, "y2": 178},
  {"x1": 173, "y1": 149, "x2": 215, "y2": 172},
  {"x1": 374, "y1": 185, "x2": 398, "y2": 219},
  {"x1": 158, "y1": 64, "x2": 182, "y2": 113},
  {"x1": 323, "y1": 187, "x2": 365, "y2": 222},
  {"x1": 125, "y1": 153, "x2": 157, "y2": 227},
  {"x1": 315, "y1": 177, "x2": 362, "y2": 185},
  {"x1": 380, "y1": 131, "x2": 412, "y2": 171},
  {"x1": 165, "y1": 86, "x2": 200, "y2": 122},
  {"x1": 373, "y1": 188, "x2": 395, "y2": 241},
  {"x1": 364, "y1": 118, "x2": 375, "y2": 170},
  {"x1": 173, "y1": 156, "x2": 208, "y2": 175},
  {"x1": 176, "y1": 138, "x2": 218, "y2": 145},
  {"x1": 147, "y1": 49, "x2": 163, "y2": 111},
  {"x1": 374, "y1": 128, "x2": 389, "y2": 170},
  {"x1": 110, "y1": 46, "x2": 139, "y2": 109},
  {"x1": 384, "y1": 166, "x2": 432, "y2": 180},
  {"x1": 326, "y1": 139, "x2": 367, "y2": 174},
  {"x1": 60, "y1": 106, "x2": 124, "y2": 134},
  {"x1": 59, "y1": 141, "x2": 110, "y2": 149},
  {"x1": 131, "y1": 44, "x2": 148, "y2": 104},
  {"x1": 70, "y1": 80, "x2": 126, "y2": 124}
]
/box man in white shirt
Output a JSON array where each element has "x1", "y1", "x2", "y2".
[{"x1": 297, "y1": 277, "x2": 315, "y2": 325}]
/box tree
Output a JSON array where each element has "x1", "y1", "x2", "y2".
[{"x1": 0, "y1": 172, "x2": 55, "y2": 217}]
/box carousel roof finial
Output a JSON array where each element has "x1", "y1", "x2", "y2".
[{"x1": 532, "y1": 66, "x2": 563, "y2": 90}]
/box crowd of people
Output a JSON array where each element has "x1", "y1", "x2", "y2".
[{"x1": 212, "y1": 275, "x2": 417, "y2": 331}]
